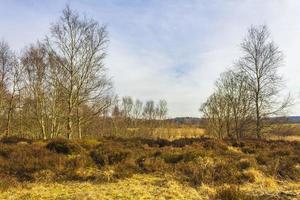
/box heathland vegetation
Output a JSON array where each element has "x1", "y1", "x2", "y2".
[{"x1": 0, "y1": 6, "x2": 300, "y2": 200}]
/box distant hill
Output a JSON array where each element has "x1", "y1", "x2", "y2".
[
  {"x1": 167, "y1": 117, "x2": 202, "y2": 125},
  {"x1": 168, "y1": 116, "x2": 300, "y2": 125},
  {"x1": 270, "y1": 116, "x2": 300, "y2": 123}
]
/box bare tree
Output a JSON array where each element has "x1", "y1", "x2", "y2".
[
  {"x1": 133, "y1": 99, "x2": 143, "y2": 120},
  {"x1": 131, "y1": 99, "x2": 142, "y2": 128},
  {"x1": 216, "y1": 70, "x2": 253, "y2": 139},
  {"x1": 238, "y1": 25, "x2": 288, "y2": 138},
  {"x1": 22, "y1": 43, "x2": 49, "y2": 139},
  {"x1": 200, "y1": 92, "x2": 228, "y2": 139},
  {"x1": 5, "y1": 55, "x2": 23, "y2": 135},
  {"x1": 143, "y1": 100, "x2": 155, "y2": 120},
  {"x1": 156, "y1": 99, "x2": 168, "y2": 120},
  {"x1": 121, "y1": 96, "x2": 133, "y2": 118},
  {"x1": 46, "y1": 6, "x2": 112, "y2": 139},
  {"x1": 0, "y1": 41, "x2": 12, "y2": 132}
]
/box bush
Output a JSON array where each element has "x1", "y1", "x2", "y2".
[
  {"x1": 161, "y1": 153, "x2": 184, "y2": 164},
  {"x1": 0, "y1": 145, "x2": 11, "y2": 158},
  {"x1": 214, "y1": 186, "x2": 256, "y2": 200},
  {"x1": 90, "y1": 146, "x2": 132, "y2": 167},
  {"x1": 0, "y1": 174, "x2": 19, "y2": 191},
  {"x1": 241, "y1": 147, "x2": 256, "y2": 154},
  {"x1": 46, "y1": 137, "x2": 82, "y2": 155},
  {"x1": 255, "y1": 153, "x2": 269, "y2": 165},
  {"x1": 203, "y1": 139, "x2": 228, "y2": 151},
  {"x1": 0, "y1": 136, "x2": 32, "y2": 144},
  {"x1": 141, "y1": 138, "x2": 171, "y2": 147},
  {"x1": 238, "y1": 159, "x2": 252, "y2": 170},
  {"x1": 0, "y1": 143, "x2": 66, "y2": 181},
  {"x1": 171, "y1": 138, "x2": 198, "y2": 147},
  {"x1": 276, "y1": 159, "x2": 300, "y2": 180}
]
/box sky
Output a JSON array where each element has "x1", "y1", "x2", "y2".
[{"x1": 0, "y1": 0, "x2": 300, "y2": 117}]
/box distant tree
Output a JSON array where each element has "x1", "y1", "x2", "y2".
[
  {"x1": 156, "y1": 99, "x2": 168, "y2": 120},
  {"x1": 132, "y1": 99, "x2": 143, "y2": 127},
  {"x1": 133, "y1": 99, "x2": 143, "y2": 120},
  {"x1": 121, "y1": 96, "x2": 133, "y2": 118},
  {"x1": 143, "y1": 100, "x2": 155, "y2": 120}
]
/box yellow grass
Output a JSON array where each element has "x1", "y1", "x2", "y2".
[
  {"x1": 152, "y1": 127, "x2": 205, "y2": 140},
  {"x1": 240, "y1": 168, "x2": 300, "y2": 198},
  {"x1": 1, "y1": 172, "x2": 300, "y2": 200},
  {"x1": 268, "y1": 135, "x2": 300, "y2": 142},
  {"x1": 0, "y1": 174, "x2": 205, "y2": 200}
]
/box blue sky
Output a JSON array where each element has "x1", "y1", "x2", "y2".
[{"x1": 1, "y1": 0, "x2": 300, "y2": 117}]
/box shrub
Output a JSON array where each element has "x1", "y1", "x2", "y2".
[
  {"x1": 214, "y1": 186, "x2": 256, "y2": 200},
  {"x1": 171, "y1": 138, "x2": 197, "y2": 147},
  {"x1": 0, "y1": 145, "x2": 11, "y2": 158},
  {"x1": 231, "y1": 141, "x2": 245, "y2": 148},
  {"x1": 238, "y1": 171, "x2": 255, "y2": 183},
  {"x1": 272, "y1": 149, "x2": 291, "y2": 157},
  {"x1": 76, "y1": 139, "x2": 101, "y2": 150},
  {"x1": 90, "y1": 146, "x2": 132, "y2": 167},
  {"x1": 0, "y1": 174, "x2": 19, "y2": 191},
  {"x1": 203, "y1": 139, "x2": 228, "y2": 151},
  {"x1": 238, "y1": 159, "x2": 252, "y2": 170},
  {"x1": 255, "y1": 153, "x2": 269, "y2": 165},
  {"x1": 46, "y1": 137, "x2": 82, "y2": 155},
  {"x1": 90, "y1": 151, "x2": 105, "y2": 167},
  {"x1": 161, "y1": 152, "x2": 184, "y2": 164},
  {"x1": 0, "y1": 143, "x2": 66, "y2": 181},
  {"x1": 241, "y1": 147, "x2": 256, "y2": 154},
  {"x1": 181, "y1": 151, "x2": 200, "y2": 162},
  {"x1": 138, "y1": 157, "x2": 167, "y2": 173},
  {"x1": 276, "y1": 159, "x2": 300, "y2": 180},
  {"x1": 141, "y1": 138, "x2": 171, "y2": 147},
  {"x1": 176, "y1": 162, "x2": 209, "y2": 185},
  {"x1": 213, "y1": 162, "x2": 239, "y2": 184},
  {"x1": 0, "y1": 136, "x2": 32, "y2": 144}
]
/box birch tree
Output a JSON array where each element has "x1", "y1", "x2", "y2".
[
  {"x1": 238, "y1": 25, "x2": 288, "y2": 138},
  {"x1": 46, "y1": 6, "x2": 112, "y2": 139}
]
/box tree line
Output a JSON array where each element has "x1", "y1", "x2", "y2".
[
  {"x1": 0, "y1": 6, "x2": 168, "y2": 139},
  {"x1": 200, "y1": 25, "x2": 291, "y2": 139},
  {"x1": 1, "y1": 6, "x2": 291, "y2": 141}
]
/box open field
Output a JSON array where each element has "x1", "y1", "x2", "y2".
[
  {"x1": 126, "y1": 127, "x2": 206, "y2": 140},
  {"x1": 0, "y1": 136, "x2": 300, "y2": 199}
]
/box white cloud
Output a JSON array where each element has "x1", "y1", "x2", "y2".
[{"x1": 1, "y1": 0, "x2": 300, "y2": 117}]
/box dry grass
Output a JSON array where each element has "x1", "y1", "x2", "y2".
[
  {"x1": 152, "y1": 127, "x2": 205, "y2": 140},
  {"x1": 1, "y1": 173, "x2": 300, "y2": 200},
  {"x1": 126, "y1": 127, "x2": 205, "y2": 140},
  {"x1": 269, "y1": 135, "x2": 300, "y2": 142},
  {"x1": 0, "y1": 174, "x2": 204, "y2": 200}
]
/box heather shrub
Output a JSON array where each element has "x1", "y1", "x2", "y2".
[
  {"x1": 0, "y1": 174, "x2": 19, "y2": 191},
  {"x1": 214, "y1": 186, "x2": 256, "y2": 200},
  {"x1": 161, "y1": 152, "x2": 184, "y2": 164},
  {"x1": 0, "y1": 143, "x2": 66, "y2": 181},
  {"x1": 0, "y1": 136, "x2": 32, "y2": 144},
  {"x1": 46, "y1": 137, "x2": 83, "y2": 155},
  {"x1": 238, "y1": 159, "x2": 252, "y2": 170},
  {"x1": 90, "y1": 145, "x2": 132, "y2": 167}
]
